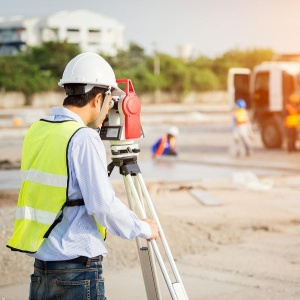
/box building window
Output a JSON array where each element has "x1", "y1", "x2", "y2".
[
  {"x1": 66, "y1": 28, "x2": 80, "y2": 43},
  {"x1": 42, "y1": 28, "x2": 58, "y2": 42},
  {"x1": 88, "y1": 29, "x2": 101, "y2": 44},
  {"x1": 0, "y1": 28, "x2": 24, "y2": 43},
  {"x1": 254, "y1": 71, "x2": 270, "y2": 108}
]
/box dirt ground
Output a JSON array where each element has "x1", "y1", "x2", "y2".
[
  {"x1": 1, "y1": 175, "x2": 300, "y2": 299},
  {"x1": 1, "y1": 105, "x2": 300, "y2": 299}
]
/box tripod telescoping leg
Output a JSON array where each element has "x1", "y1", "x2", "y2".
[
  {"x1": 117, "y1": 159, "x2": 189, "y2": 300},
  {"x1": 123, "y1": 175, "x2": 162, "y2": 300}
]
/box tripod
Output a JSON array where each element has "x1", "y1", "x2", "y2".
[{"x1": 108, "y1": 142, "x2": 189, "y2": 300}]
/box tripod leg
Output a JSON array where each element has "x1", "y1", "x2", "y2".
[
  {"x1": 135, "y1": 173, "x2": 189, "y2": 299},
  {"x1": 132, "y1": 177, "x2": 164, "y2": 299},
  {"x1": 123, "y1": 176, "x2": 162, "y2": 300},
  {"x1": 123, "y1": 174, "x2": 185, "y2": 300}
]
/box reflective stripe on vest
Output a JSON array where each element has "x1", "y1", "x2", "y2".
[
  {"x1": 21, "y1": 169, "x2": 67, "y2": 187},
  {"x1": 155, "y1": 136, "x2": 168, "y2": 156},
  {"x1": 16, "y1": 206, "x2": 57, "y2": 224},
  {"x1": 7, "y1": 120, "x2": 106, "y2": 253}
]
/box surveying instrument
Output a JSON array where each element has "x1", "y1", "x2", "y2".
[{"x1": 100, "y1": 79, "x2": 189, "y2": 299}]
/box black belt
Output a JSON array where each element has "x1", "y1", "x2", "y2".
[
  {"x1": 69, "y1": 255, "x2": 103, "y2": 263},
  {"x1": 35, "y1": 255, "x2": 103, "y2": 268}
]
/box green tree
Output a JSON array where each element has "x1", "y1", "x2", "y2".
[
  {"x1": 158, "y1": 54, "x2": 189, "y2": 93},
  {"x1": 0, "y1": 55, "x2": 54, "y2": 105},
  {"x1": 188, "y1": 55, "x2": 220, "y2": 91},
  {"x1": 0, "y1": 41, "x2": 278, "y2": 105},
  {"x1": 189, "y1": 67, "x2": 220, "y2": 91},
  {"x1": 115, "y1": 64, "x2": 157, "y2": 94},
  {"x1": 103, "y1": 43, "x2": 157, "y2": 94},
  {"x1": 25, "y1": 41, "x2": 81, "y2": 84},
  {"x1": 103, "y1": 42, "x2": 147, "y2": 71},
  {"x1": 212, "y1": 48, "x2": 274, "y2": 89}
]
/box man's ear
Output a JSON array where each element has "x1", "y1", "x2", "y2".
[
  {"x1": 91, "y1": 93, "x2": 102, "y2": 107},
  {"x1": 95, "y1": 93, "x2": 103, "y2": 106}
]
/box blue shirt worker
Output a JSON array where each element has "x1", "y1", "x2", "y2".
[
  {"x1": 231, "y1": 99, "x2": 253, "y2": 156},
  {"x1": 151, "y1": 126, "x2": 179, "y2": 157},
  {"x1": 6, "y1": 53, "x2": 159, "y2": 300}
]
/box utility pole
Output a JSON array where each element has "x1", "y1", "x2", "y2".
[{"x1": 153, "y1": 42, "x2": 160, "y2": 103}]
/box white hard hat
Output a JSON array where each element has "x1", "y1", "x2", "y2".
[
  {"x1": 167, "y1": 126, "x2": 179, "y2": 136},
  {"x1": 58, "y1": 52, "x2": 125, "y2": 97}
]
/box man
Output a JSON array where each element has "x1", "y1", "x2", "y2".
[
  {"x1": 231, "y1": 99, "x2": 253, "y2": 157},
  {"x1": 284, "y1": 93, "x2": 300, "y2": 152},
  {"x1": 151, "y1": 126, "x2": 179, "y2": 157},
  {"x1": 6, "y1": 53, "x2": 159, "y2": 300}
]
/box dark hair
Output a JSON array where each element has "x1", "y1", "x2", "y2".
[{"x1": 63, "y1": 86, "x2": 107, "y2": 107}]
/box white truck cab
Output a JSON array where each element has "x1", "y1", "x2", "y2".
[{"x1": 228, "y1": 62, "x2": 300, "y2": 148}]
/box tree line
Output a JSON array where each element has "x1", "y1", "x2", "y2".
[{"x1": 0, "y1": 41, "x2": 274, "y2": 104}]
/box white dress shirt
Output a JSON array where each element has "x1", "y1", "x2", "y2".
[{"x1": 29, "y1": 107, "x2": 150, "y2": 261}]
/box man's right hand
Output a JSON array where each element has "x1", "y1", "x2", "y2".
[{"x1": 143, "y1": 218, "x2": 159, "y2": 240}]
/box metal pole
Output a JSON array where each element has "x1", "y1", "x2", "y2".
[
  {"x1": 136, "y1": 173, "x2": 189, "y2": 299},
  {"x1": 124, "y1": 174, "x2": 190, "y2": 299}
]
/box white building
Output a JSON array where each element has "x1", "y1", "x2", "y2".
[
  {"x1": 0, "y1": 10, "x2": 124, "y2": 56},
  {"x1": 177, "y1": 44, "x2": 194, "y2": 61}
]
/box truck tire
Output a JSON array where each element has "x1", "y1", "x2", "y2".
[{"x1": 261, "y1": 118, "x2": 283, "y2": 149}]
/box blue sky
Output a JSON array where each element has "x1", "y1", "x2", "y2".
[{"x1": 1, "y1": 0, "x2": 300, "y2": 58}]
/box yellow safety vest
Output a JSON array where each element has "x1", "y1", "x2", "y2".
[
  {"x1": 285, "y1": 104, "x2": 299, "y2": 128},
  {"x1": 7, "y1": 120, "x2": 106, "y2": 253},
  {"x1": 235, "y1": 108, "x2": 249, "y2": 125}
]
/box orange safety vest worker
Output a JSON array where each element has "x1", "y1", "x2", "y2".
[
  {"x1": 285, "y1": 104, "x2": 299, "y2": 128},
  {"x1": 154, "y1": 136, "x2": 168, "y2": 156},
  {"x1": 152, "y1": 135, "x2": 176, "y2": 157}
]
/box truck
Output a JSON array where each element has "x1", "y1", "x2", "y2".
[{"x1": 228, "y1": 61, "x2": 300, "y2": 149}]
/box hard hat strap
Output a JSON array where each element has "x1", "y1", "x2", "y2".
[{"x1": 87, "y1": 87, "x2": 112, "y2": 129}]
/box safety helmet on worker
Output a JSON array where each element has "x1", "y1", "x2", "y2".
[
  {"x1": 289, "y1": 93, "x2": 300, "y2": 104},
  {"x1": 236, "y1": 99, "x2": 247, "y2": 109},
  {"x1": 167, "y1": 126, "x2": 179, "y2": 136},
  {"x1": 58, "y1": 52, "x2": 125, "y2": 97}
]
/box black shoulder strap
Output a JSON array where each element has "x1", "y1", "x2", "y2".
[
  {"x1": 65, "y1": 199, "x2": 85, "y2": 207},
  {"x1": 43, "y1": 199, "x2": 85, "y2": 238}
]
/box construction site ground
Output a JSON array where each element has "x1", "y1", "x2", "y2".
[{"x1": 0, "y1": 104, "x2": 300, "y2": 299}]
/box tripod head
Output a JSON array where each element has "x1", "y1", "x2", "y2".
[
  {"x1": 99, "y1": 79, "x2": 143, "y2": 175},
  {"x1": 100, "y1": 79, "x2": 143, "y2": 142}
]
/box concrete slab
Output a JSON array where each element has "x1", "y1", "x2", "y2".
[{"x1": 189, "y1": 189, "x2": 222, "y2": 206}]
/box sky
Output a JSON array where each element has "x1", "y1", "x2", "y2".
[{"x1": 1, "y1": 0, "x2": 300, "y2": 58}]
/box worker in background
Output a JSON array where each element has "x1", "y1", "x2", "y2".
[
  {"x1": 152, "y1": 126, "x2": 179, "y2": 157},
  {"x1": 6, "y1": 53, "x2": 159, "y2": 300},
  {"x1": 231, "y1": 99, "x2": 254, "y2": 157},
  {"x1": 284, "y1": 93, "x2": 300, "y2": 152}
]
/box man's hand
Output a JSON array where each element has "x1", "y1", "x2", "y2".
[{"x1": 143, "y1": 218, "x2": 159, "y2": 240}]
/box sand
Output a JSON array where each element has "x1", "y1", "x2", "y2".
[{"x1": 0, "y1": 105, "x2": 300, "y2": 299}]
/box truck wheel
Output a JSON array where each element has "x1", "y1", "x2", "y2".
[{"x1": 261, "y1": 119, "x2": 283, "y2": 149}]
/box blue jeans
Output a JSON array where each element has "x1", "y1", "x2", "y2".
[{"x1": 29, "y1": 258, "x2": 106, "y2": 300}]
